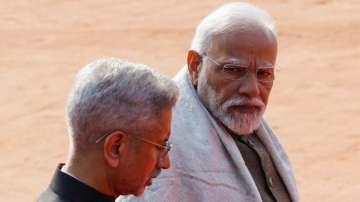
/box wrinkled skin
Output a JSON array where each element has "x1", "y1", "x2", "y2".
[{"x1": 188, "y1": 20, "x2": 277, "y2": 135}]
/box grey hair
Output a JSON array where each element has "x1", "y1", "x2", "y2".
[
  {"x1": 66, "y1": 58, "x2": 179, "y2": 151},
  {"x1": 191, "y1": 2, "x2": 277, "y2": 55}
]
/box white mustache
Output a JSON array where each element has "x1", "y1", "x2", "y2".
[{"x1": 222, "y1": 97, "x2": 265, "y2": 110}]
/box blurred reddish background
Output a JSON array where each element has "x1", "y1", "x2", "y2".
[{"x1": 1, "y1": 0, "x2": 359, "y2": 201}]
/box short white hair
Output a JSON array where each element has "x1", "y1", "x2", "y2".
[
  {"x1": 191, "y1": 2, "x2": 276, "y2": 55},
  {"x1": 66, "y1": 58, "x2": 178, "y2": 151}
]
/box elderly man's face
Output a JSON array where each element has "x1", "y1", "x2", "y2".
[
  {"x1": 189, "y1": 25, "x2": 277, "y2": 135},
  {"x1": 114, "y1": 108, "x2": 172, "y2": 196}
]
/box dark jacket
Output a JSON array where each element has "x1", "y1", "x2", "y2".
[{"x1": 36, "y1": 164, "x2": 115, "y2": 202}]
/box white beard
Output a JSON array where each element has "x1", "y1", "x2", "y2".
[
  {"x1": 197, "y1": 70, "x2": 265, "y2": 135},
  {"x1": 215, "y1": 96, "x2": 265, "y2": 135}
]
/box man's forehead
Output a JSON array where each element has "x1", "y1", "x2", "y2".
[
  {"x1": 208, "y1": 29, "x2": 277, "y2": 62},
  {"x1": 214, "y1": 22, "x2": 276, "y2": 46},
  {"x1": 141, "y1": 110, "x2": 172, "y2": 141}
]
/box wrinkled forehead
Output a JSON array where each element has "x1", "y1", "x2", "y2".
[
  {"x1": 213, "y1": 17, "x2": 277, "y2": 45},
  {"x1": 207, "y1": 19, "x2": 277, "y2": 64}
]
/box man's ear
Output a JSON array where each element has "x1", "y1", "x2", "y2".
[
  {"x1": 103, "y1": 131, "x2": 128, "y2": 167},
  {"x1": 187, "y1": 50, "x2": 202, "y2": 87}
]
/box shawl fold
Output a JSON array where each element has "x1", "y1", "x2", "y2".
[{"x1": 119, "y1": 67, "x2": 299, "y2": 202}]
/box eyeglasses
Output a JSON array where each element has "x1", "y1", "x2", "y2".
[
  {"x1": 95, "y1": 130, "x2": 172, "y2": 158},
  {"x1": 205, "y1": 55, "x2": 275, "y2": 84}
]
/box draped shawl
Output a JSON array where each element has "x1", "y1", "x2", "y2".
[{"x1": 119, "y1": 67, "x2": 299, "y2": 202}]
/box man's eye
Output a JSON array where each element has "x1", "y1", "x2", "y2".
[
  {"x1": 257, "y1": 69, "x2": 273, "y2": 77},
  {"x1": 222, "y1": 66, "x2": 247, "y2": 75}
]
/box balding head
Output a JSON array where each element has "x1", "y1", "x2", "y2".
[{"x1": 191, "y1": 2, "x2": 276, "y2": 55}]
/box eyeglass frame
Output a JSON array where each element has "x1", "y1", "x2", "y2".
[
  {"x1": 203, "y1": 55, "x2": 276, "y2": 83},
  {"x1": 95, "y1": 129, "x2": 172, "y2": 156}
]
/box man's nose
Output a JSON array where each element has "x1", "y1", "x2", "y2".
[
  {"x1": 158, "y1": 153, "x2": 171, "y2": 169},
  {"x1": 237, "y1": 71, "x2": 260, "y2": 97}
]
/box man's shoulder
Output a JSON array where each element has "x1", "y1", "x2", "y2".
[{"x1": 36, "y1": 188, "x2": 71, "y2": 202}]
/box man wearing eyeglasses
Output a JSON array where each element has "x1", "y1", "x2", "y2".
[
  {"x1": 36, "y1": 58, "x2": 178, "y2": 202},
  {"x1": 123, "y1": 2, "x2": 299, "y2": 202}
]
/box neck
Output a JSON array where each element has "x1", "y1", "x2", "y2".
[{"x1": 62, "y1": 154, "x2": 116, "y2": 197}]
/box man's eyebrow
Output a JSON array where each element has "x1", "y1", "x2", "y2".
[
  {"x1": 259, "y1": 66, "x2": 275, "y2": 69},
  {"x1": 220, "y1": 59, "x2": 244, "y2": 64}
]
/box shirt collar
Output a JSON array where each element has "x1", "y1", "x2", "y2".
[{"x1": 50, "y1": 164, "x2": 115, "y2": 202}]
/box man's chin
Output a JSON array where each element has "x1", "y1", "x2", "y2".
[
  {"x1": 220, "y1": 113, "x2": 262, "y2": 135},
  {"x1": 223, "y1": 122, "x2": 256, "y2": 135}
]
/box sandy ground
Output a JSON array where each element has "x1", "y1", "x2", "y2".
[{"x1": 1, "y1": 0, "x2": 359, "y2": 201}]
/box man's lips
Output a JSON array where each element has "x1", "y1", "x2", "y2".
[{"x1": 227, "y1": 105, "x2": 261, "y2": 113}]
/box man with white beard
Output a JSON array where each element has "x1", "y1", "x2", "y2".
[{"x1": 121, "y1": 2, "x2": 299, "y2": 202}]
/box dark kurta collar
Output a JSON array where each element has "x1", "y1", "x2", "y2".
[
  {"x1": 231, "y1": 134, "x2": 291, "y2": 202},
  {"x1": 50, "y1": 164, "x2": 115, "y2": 202}
]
